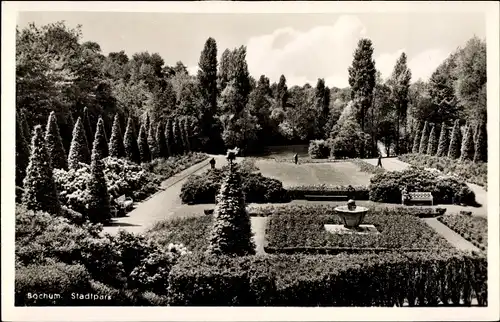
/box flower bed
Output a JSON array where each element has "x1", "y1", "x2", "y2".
[
  {"x1": 438, "y1": 213, "x2": 488, "y2": 251},
  {"x1": 264, "y1": 205, "x2": 452, "y2": 253},
  {"x1": 369, "y1": 168, "x2": 477, "y2": 206},
  {"x1": 142, "y1": 152, "x2": 208, "y2": 180},
  {"x1": 286, "y1": 184, "x2": 370, "y2": 200},
  {"x1": 398, "y1": 154, "x2": 487, "y2": 189},
  {"x1": 168, "y1": 251, "x2": 487, "y2": 306}
]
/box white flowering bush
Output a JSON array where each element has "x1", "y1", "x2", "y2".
[{"x1": 54, "y1": 157, "x2": 161, "y2": 218}]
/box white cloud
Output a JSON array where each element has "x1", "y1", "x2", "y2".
[{"x1": 245, "y1": 15, "x2": 367, "y2": 88}]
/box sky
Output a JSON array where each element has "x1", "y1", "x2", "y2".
[{"x1": 17, "y1": 11, "x2": 486, "y2": 88}]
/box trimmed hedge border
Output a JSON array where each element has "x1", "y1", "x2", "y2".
[
  {"x1": 264, "y1": 246, "x2": 436, "y2": 255},
  {"x1": 286, "y1": 184, "x2": 370, "y2": 200},
  {"x1": 438, "y1": 213, "x2": 488, "y2": 252},
  {"x1": 167, "y1": 252, "x2": 487, "y2": 306}
]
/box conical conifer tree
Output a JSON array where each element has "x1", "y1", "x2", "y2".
[
  {"x1": 155, "y1": 122, "x2": 168, "y2": 158},
  {"x1": 436, "y1": 122, "x2": 450, "y2": 157},
  {"x1": 86, "y1": 138, "x2": 111, "y2": 223},
  {"x1": 82, "y1": 106, "x2": 94, "y2": 150},
  {"x1": 22, "y1": 125, "x2": 60, "y2": 215},
  {"x1": 181, "y1": 117, "x2": 191, "y2": 152},
  {"x1": 93, "y1": 117, "x2": 109, "y2": 161},
  {"x1": 426, "y1": 125, "x2": 438, "y2": 156},
  {"x1": 418, "y1": 121, "x2": 430, "y2": 154},
  {"x1": 165, "y1": 118, "x2": 174, "y2": 156},
  {"x1": 411, "y1": 122, "x2": 422, "y2": 154},
  {"x1": 173, "y1": 118, "x2": 184, "y2": 154},
  {"x1": 144, "y1": 113, "x2": 150, "y2": 132},
  {"x1": 45, "y1": 111, "x2": 68, "y2": 170},
  {"x1": 108, "y1": 114, "x2": 124, "y2": 158},
  {"x1": 68, "y1": 117, "x2": 90, "y2": 170},
  {"x1": 207, "y1": 164, "x2": 255, "y2": 256},
  {"x1": 460, "y1": 125, "x2": 475, "y2": 161},
  {"x1": 138, "y1": 124, "x2": 151, "y2": 163},
  {"x1": 147, "y1": 122, "x2": 158, "y2": 160},
  {"x1": 16, "y1": 113, "x2": 30, "y2": 187},
  {"x1": 473, "y1": 122, "x2": 480, "y2": 145},
  {"x1": 123, "y1": 117, "x2": 140, "y2": 163},
  {"x1": 447, "y1": 120, "x2": 462, "y2": 159},
  {"x1": 19, "y1": 110, "x2": 31, "y2": 152},
  {"x1": 474, "y1": 122, "x2": 487, "y2": 163}
]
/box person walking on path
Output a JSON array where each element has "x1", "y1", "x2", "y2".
[
  {"x1": 210, "y1": 157, "x2": 216, "y2": 169},
  {"x1": 377, "y1": 153, "x2": 383, "y2": 168},
  {"x1": 294, "y1": 153, "x2": 298, "y2": 165}
]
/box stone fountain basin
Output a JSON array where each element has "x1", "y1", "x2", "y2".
[{"x1": 334, "y1": 205, "x2": 369, "y2": 228}]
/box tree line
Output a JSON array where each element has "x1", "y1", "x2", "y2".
[{"x1": 16, "y1": 21, "x2": 487, "y2": 158}]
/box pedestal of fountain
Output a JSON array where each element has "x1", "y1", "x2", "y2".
[{"x1": 334, "y1": 199, "x2": 368, "y2": 229}]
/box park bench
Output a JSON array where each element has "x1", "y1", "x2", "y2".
[
  {"x1": 111, "y1": 195, "x2": 134, "y2": 217},
  {"x1": 402, "y1": 192, "x2": 433, "y2": 206},
  {"x1": 304, "y1": 194, "x2": 348, "y2": 201}
]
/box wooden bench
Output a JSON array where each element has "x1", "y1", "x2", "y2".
[
  {"x1": 111, "y1": 195, "x2": 134, "y2": 217},
  {"x1": 304, "y1": 195, "x2": 348, "y2": 201},
  {"x1": 402, "y1": 192, "x2": 433, "y2": 206}
]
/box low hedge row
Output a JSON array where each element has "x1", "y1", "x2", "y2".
[
  {"x1": 398, "y1": 154, "x2": 487, "y2": 189},
  {"x1": 369, "y1": 168, "x2": 477, "y2": 206},
  {"x1": 168, "y1": 252, "x2": 487, "y2": 306},
  {"x1": 350, "y1": 159, "x2": 386, "y2": 175},
  {"x1": 264, "y1": 206, "x2": 453, "y2": 251},
  {"x1": 286, "y1": 184, "x2": 369, "y2": 200},
  {"x1": 438, "y1": 213, "x2": 488, "y2": 251}
]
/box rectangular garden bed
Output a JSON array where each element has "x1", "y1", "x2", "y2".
[
  {"x1": 438, "y1": 212, "x2": 487, "y2": 251},
  {"x1": 265, "y1": 205, "x2": 454, "y2": 253}
]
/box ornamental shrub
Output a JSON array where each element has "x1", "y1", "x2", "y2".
[
  {"x1": 448, "y1": 120, "x2": 462, "y2": 159},
  {"x1": 426, "y1": 125, "x2": 438, "y2": 156},
  {"x1": 108, "y1": 114, "x2": 124, "y2": 158},
  {"x1": 93, "y1": 117, "x2": 109, "y2": 161},
  {"x1": 138, "y1": 125, "x2": 151, "y2": 163},
  {"x1": 418, "y1": 121, "x2": 430, "y2": 154},
  {"x1": 45, "y1": 111, "x2": 68, "y2": 170},
  {"x1": 68, "y1": 117, "x2": 91, "y2": 170},
  {"x1": 308, "y1": 140, "x2": 331, "y2": 159},
  {"x1": 22, "y1": 125, "x2": 61, "y2": 215},
  {"x1": 369, "y1": 168, "x2": 476, "y2": 205},
  {"x1": 207, "y1": 167, "x2": 255, "y2": 256},
  {"x1": 460, "y1": 125, "x2": 475, "y2": 161},
  {"x1": 436, "y1": 122, "x2": 449, "y2": 157},
  {"x1": 123, "y1": 117, "x2": 140, "y2": 163}
]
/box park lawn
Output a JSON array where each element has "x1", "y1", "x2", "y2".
[{"x1": 255, "y1": 159, "x2": 372, "y2": 187}]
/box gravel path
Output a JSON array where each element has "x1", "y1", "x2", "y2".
[{"x1": 423, "y1": 218, "x2": 480, "y2": 252}]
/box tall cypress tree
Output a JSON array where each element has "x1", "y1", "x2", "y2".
[
  {"x1": 148, "y1": 122, "x2": 158, "y2": 160},
  {"x1": 182, "y1": 117, "x2": 192, "y2": 152},
  {"x1": 93, "y1": 117, "x2": 109, "y2": 161},
  {"x1": 86, "y1": 138, "x2": 111, "y2": 224},
  {"x1": 447, "y1": 119, "x2": 462, "y2": 159},
  {"x1": 197, "y1": 37, "x2": 218, "y2": 144},
  {"x1": 108, "y1": 114, "x2": 124, "y2": 158},
  {"x1": 460, "y1": 125, "x2": 475, "y2": 161},
  {"x1": 155, "y1": 122, "x2": 168, "y2": 158},
  {"x1": 164, "y1": 118, "x2": 174, "y2": 157},
  {"x1": 426, "y1": 125, "x2": 438, "y2": 156},
  {"x1": 418, "y1": 121, "x2": 430, "y2": 154},
  {"x1": 16, "y1": 113, "x2": 30, "y2": 187},
  {"x1": 144, "y1": 113, "x2": 150, "y2": 133},
  {"x1": 436, "y1": 122, "x2": 450, "y2": 157},
  {"x1": 123, "y1": 117, "x2": 140, "y2": 163},
  {"x1": 138, "y1": 124, "x2": 151, "y2": 163},
  {"x1": 45, "y1": 111, "x2": 68, "y2": 170},
  {"x1": 411, "y1": 122, "x2": 422, "y2": 154},
  {"x1": 22, "y1": 125, "x2": 60, "y2": 215},
  {"x1": 207, "y1": 166, "x2": 255, "y2": 256},
  {"x1": 172, "y1": 118, "x2": 183, "y2": 155},
  {"x1": 19, "y1": 110, "x2": 31, "y2": 152},
  {"x1": 82, "y1": 106, "x2": 94, "y2": 150},
  {"x1": 68, "y1": 117, "x2": 90, "y2": 170},
  {"x1": 474, "y1": 122, "x2": 487, "y2": 163}
]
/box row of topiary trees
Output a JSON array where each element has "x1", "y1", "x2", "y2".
[{"x1": 411, "y1": 120, "x2": 487, "y2": 163}]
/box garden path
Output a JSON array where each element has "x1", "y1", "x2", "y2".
[
  {"x1": 364, "y1": 157, "x2": 488, "y2": 217},
  {"x1": 102, "y1": 155, "x2": 232, "y2": 236},
  {"x1": 423, "y1": 218, "x2": 480, "y2": 252}
]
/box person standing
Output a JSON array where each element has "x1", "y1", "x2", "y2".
[
  {"x1": 377, "y1": 153, "x2": 383, "y2": 168},
  {"x1": 210, "y1": 157, "x2": 216, "y2": 169},
  {"x1": 294, "y1": 153, "x2": 298, "y2": 165}
]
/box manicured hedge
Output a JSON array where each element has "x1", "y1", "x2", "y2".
[
  {"x1": 351, "y1": 159, "x2": 386, "y2": 175},
  {"x1": 142, "y1": 152, "x2": 208, "y2": 180},
  {"x1": 286, "y1": 184, "x2": 369, "y2": 200},
  {"x1": 369, "y1": 168, "x2": 477, "y2": 206},
  {"x1": 398, "y1": 154, "x2": 487, "y2": 189},
  {"x1": 180, "y1": 167, "x2": 288, "y2": 204},
  {"x1": 168, "y1": 252, "x2": 487, "y2": 306},
  {"x1": 438, "y1": 213, "x2": 487, "y2": 251},
  {"x1": 308, "y1": 140, "x2": 331, "y2": 159},
  {"x1": 264, "y1": 206, "x2": 452, "y2": 252}
]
